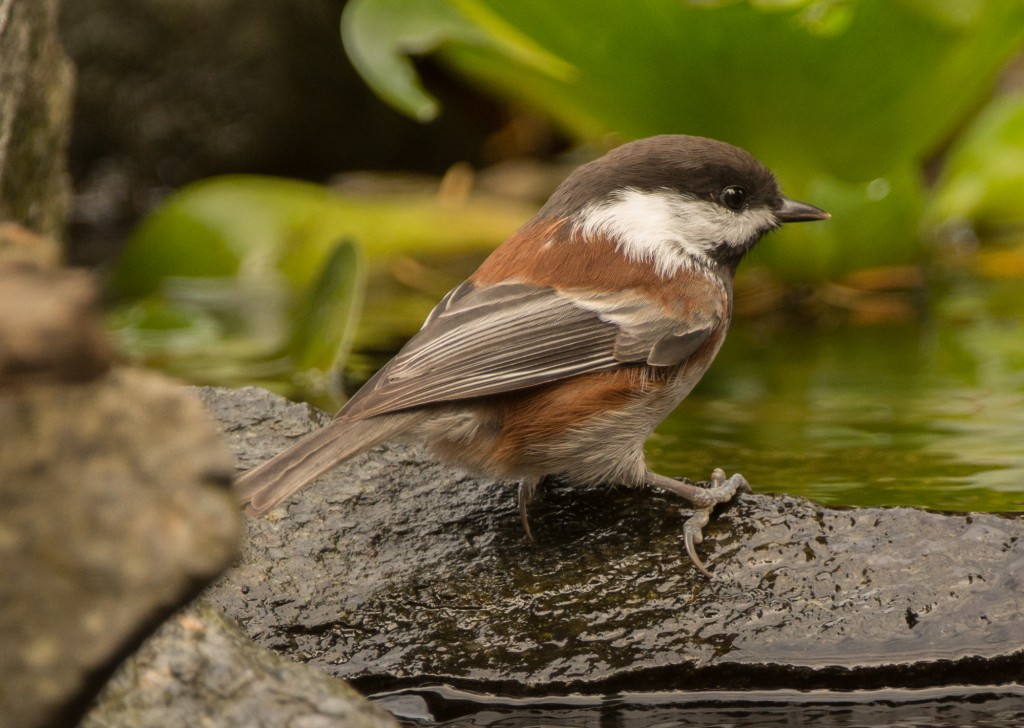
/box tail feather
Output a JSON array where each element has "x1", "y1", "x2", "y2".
[{"x1": 235, "y1": 412, "x2": 421, "y2": 516}]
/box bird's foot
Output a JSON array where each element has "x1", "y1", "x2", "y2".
[{"x1": 645, "y1": 467, "x2": 750, "y2": 577}]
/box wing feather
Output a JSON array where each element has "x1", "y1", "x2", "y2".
[{"x1": 340, "y1": 279, "x2": 724, "y2": 419}]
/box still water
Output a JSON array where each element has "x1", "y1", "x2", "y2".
[
  {"x1": 647, "y1": 276, "x2": 1024, "y2": 514},
  {"x1": 369, "y1": 683, "x2": 1024, "y2": 727}
]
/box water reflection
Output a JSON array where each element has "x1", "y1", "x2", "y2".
[
  {"x1": 370, "y1": 684, "x2": 1024, "y2": 727},
  {"x1": 649, "y1": 277, "x2": 1024, "y2": 512}
]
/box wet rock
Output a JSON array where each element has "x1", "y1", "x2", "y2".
[
  {"x1": 82, "y1": 601, "x2": 396, "y2": 728},
  {"x1": 0, "y1": 369, "x2": 239, "y2": 728},
  {"x1": 0, "y1": 0, "x2": 73, "y2": 240},
  {"x1": 201, "y1": 386, "x2": 1024, "y2": 694}
]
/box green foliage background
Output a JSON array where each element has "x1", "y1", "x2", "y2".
[
  {"x1": 345, "y1": 0, "x2": 1024, "y2": 279},
  {"x1": 109, "y1": 0, "x2": 1024, "y2": 407}
]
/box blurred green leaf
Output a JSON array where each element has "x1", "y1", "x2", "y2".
[
  {"x1": 108, "y1": 175, "x2": 531, "y2": 404},
  {"x1": 925, "y1": 92, "x2": 1024, "y2": 236},
  {"x1": 288, "y1": 239, "x2": 364, "y2": 402},
  {"x1": 752, "y1": 163, "x2": 926, "y2": 278},
  {"x1": 108, "y1": 296, "x2": 225, "y2": 357},
  {"x1": 111, "y1": 175, "x2": 530, "y2": 297},
  {"x1": 343, "y1": 0, "x2": 1024, "y2": 281}
]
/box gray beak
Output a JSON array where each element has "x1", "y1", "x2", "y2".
[{"x1": 776, "y1": 196, "x2": 830, "y2": 223}]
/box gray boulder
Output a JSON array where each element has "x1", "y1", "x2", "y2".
[
  {"x1": 0, "y1": 369, "x2": 240, "y2": 728},
  {"x1": 82, "y1": 601, "x2": 396, "y2": 728}
]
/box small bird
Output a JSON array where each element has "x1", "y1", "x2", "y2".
[{"x1": 236, "y1": 135, "x2": 829, "y2": 575}]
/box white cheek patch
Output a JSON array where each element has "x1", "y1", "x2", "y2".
[{"x1": 574, "y1": 188, "x2": 778, "y2": 277}]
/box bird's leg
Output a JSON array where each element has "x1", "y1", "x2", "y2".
[
  {"x1": 517, "y1": 476, "x2": 542, "y2": 542},
  {"x1": 643, "y1": 467, "x2": 750, "y2": 577}
]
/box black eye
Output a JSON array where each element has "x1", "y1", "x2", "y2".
[{"x1": 721, "y1": 185, "x2": 747, "y2": 211}]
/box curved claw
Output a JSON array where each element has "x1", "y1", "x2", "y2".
[
  {"x1": 681, "y1": 469, "x2": 748, "y2": 578},
  {"x1": 683, "y1": 509, "x2": 713, "y2": 578},
  {"x1": 688, "y1": 520, "x2": 712, "y2": 577}
]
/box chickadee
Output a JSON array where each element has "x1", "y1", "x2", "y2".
[{"x1": 236, "y1": 135, "x2": 829, "y2": 575}]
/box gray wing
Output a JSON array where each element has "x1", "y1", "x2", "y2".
[{"x1": 340, "y1": 280, "x2": 723, "y2": 420}]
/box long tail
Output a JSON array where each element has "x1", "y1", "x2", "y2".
[{"x1": 235, "y1": 412, "x2": 422, "y2": 516}]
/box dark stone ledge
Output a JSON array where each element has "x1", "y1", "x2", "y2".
[{"x1": 199, "y1": 385, "x2": 1024, "y2": 696}]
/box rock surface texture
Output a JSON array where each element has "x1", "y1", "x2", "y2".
[
  {"x1": 0, "y1": 369, "x2": 240, "y2": 728},
  {"x1": 0, "y1": 0, "x2": 73, "y2": 239},
  {"x1": 82, "y1": 602, "x2": 397, "y2": 728},
  {"x1": 201, "y1": 386, "x2": 1024, "y2": 695},
  {"x1": 0, "y1": 227, "x2": 241, "y2": 728}
]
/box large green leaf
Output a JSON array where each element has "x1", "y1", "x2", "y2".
[
  {"x1": 440, "y1": 0, "x2": 1024, "y2": 177},
  {"x1": 343, "y1": 0, "x2": 1024, "y2": 280},
  {"x1": 341, "y1": 0, "x2": 486, "y2": 121}
]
